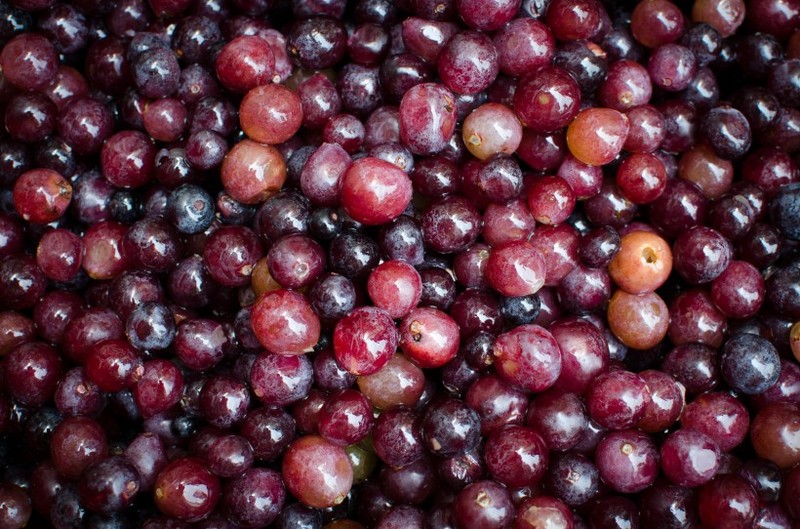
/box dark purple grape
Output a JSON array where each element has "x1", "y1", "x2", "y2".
[
  {"x1": 328, "y1": 231, "x2": 380, "y2": 279},
  {"x1": 287, "y1": 17, "x2": 346, "y2": 70},
  {"x1": 769, "y1": 59, "x2": 800, "y2": 109},
  {"x1": 721, "y1": 333, "x2": 781, "y2": 395},
  {"x1": 173, "y1": 15, "x2": 222, "y2": 64},
  {"x1": 79, "y1": 457, "x2": 140, "y2": 514},
  {"x1": 771, "y1": 183, "x2": 800, "y2": 241},
  {"x1": 239, "y1": 407, "x2": 295, "y2": 463},
  {"x1": 222, "y1": 468, "x2": 285, "y2": 527},
  {"x1": 590, "y1": 496, "x2": 640, "y2": 529},
  {"x1": 701, "y1": 105, "x2": 752, "y2": 160},
  {"x1": 50, "y1": 482, "x2": 87, "y2": 529},
  {"x1": 420, "y1": 397, "x2": 481, "y2": 457},
  {"x1": 125, "y1": 302, "x2": 175, "y2": 351},
  {"x1": 337, "y1": 63, "x2": 383, "y2": 117},
  {"x1": 132, "y1": 47, "x2": 180, "y2": 99}
]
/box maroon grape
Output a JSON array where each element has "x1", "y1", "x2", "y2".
[
  {"x1": 6, "y1": 341, "x2": 63, "y2": 407},
  {"x1": 282, "y1": 435, "x2": 353, "y2": 509},
  {"x1": 586, "y1": 370, "x2": 650, "y2": 430},
  {"x1": 399, "y1": 83, "x2": 457, "y2": 156},
  {"x1": 51, "y1": 416, "x2": 108, "y2": 480},
  {"x1": 399, "y1": 307, "x2": 460, "y2": 368},
  {"x1": 484, "y1": 425, "x2": 548, "y2": 487},
  {"x1": 513, "y1": 65, "x2": 581, "y2": 133},
  {"x1": 56, "y1": 98, "x2": 113, "y2": 156},
  {"x1": 0, "y1": 33, "x2": 58, "y2": 91},
  {"x1": 595, "y1": 429, "x2": 658, "y2": 493},
  {"x1": 660, "y1": 429, "x2": 721, "y2": 487},
  {"x1": 437, "y1": 31, "x2": 499, "y2": 95},
  {"x1": 452, "y1": 480, "x2": 514, "y2": 529},
  {"x1": 153, "y1": 458, "x2": 220, "y2": 522},
  {"x1": 333, "y1": 306, "x2": 399, "y2": 376}
]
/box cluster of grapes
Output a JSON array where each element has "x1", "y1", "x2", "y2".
[{"x1": 0, "y1": 0, "x2": 800, "y2": 527}]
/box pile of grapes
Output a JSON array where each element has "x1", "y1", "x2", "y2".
[{"x1": 0, "y1": 0, "x2": 800, "y2": 527}]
